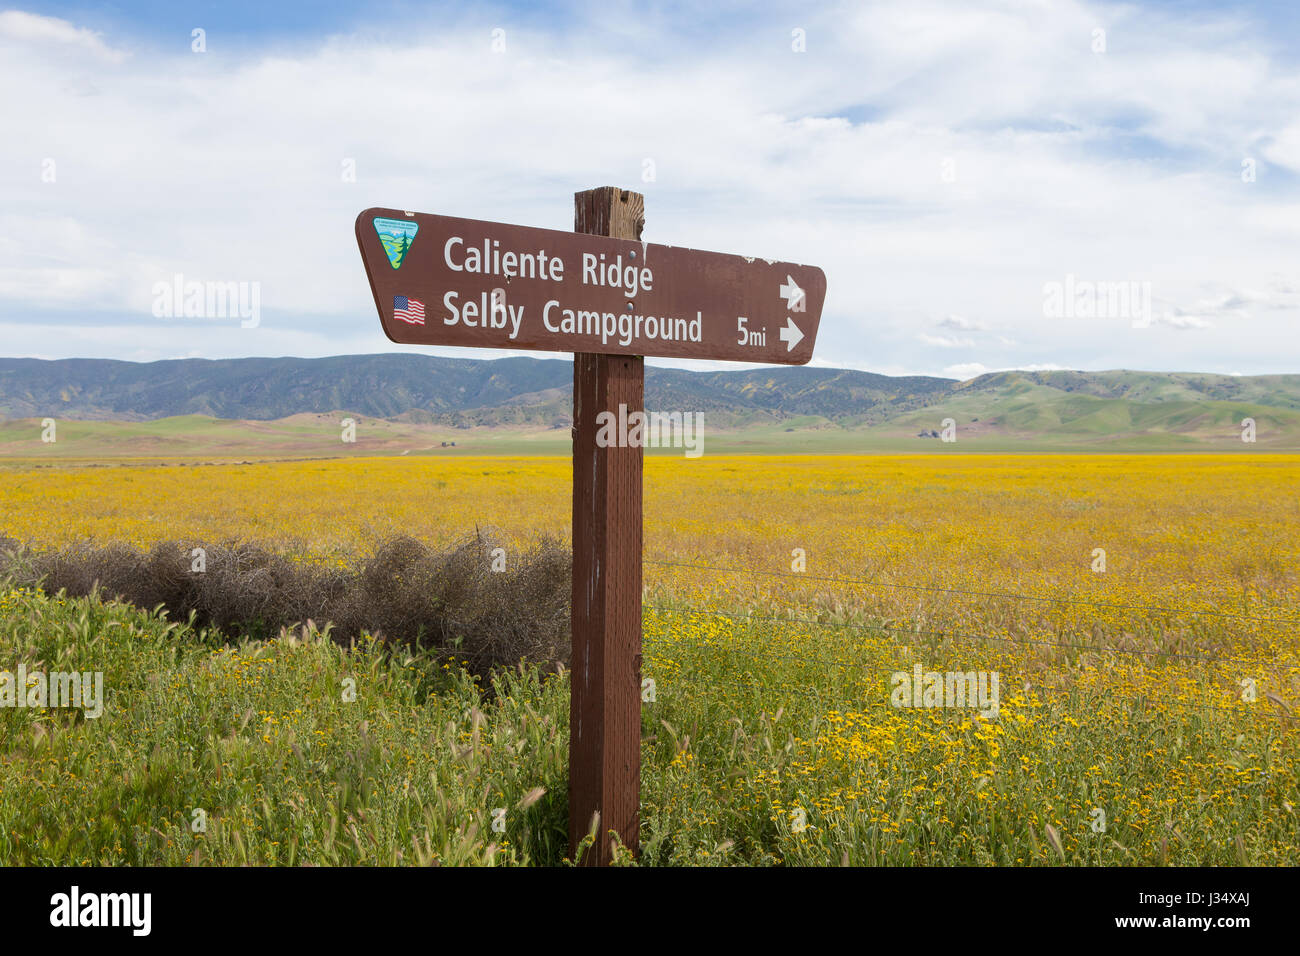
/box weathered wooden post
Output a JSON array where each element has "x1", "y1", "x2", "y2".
[
  {"x1": 355, "y1": 190, "x2": 824, "y2": 868},
  {"x1": 569, "y1": 187, "x2": 645, "y2": 864}
]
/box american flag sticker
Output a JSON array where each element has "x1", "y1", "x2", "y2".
[{"x1": 393, "y1": 296, "x2": 426, "y2": 325}]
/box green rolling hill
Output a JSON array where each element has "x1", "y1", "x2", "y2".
[{"x1": 1, "y1": 357, "x2": 1297, "y2": 456}]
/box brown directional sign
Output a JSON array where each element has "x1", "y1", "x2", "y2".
[{"x1": 356, "y1": 207, "x2": 825, "y2": 364}]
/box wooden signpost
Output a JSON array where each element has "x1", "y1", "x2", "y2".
[{"x1": 356, "y1": 187, "x2": 826, "y2": 864}]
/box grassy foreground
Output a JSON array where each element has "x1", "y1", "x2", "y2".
[
  {"x1": 2, "y1": 584, "x2": 1296, "y2": 866},
  {"x1": 0, "y1": 586, "x2": 570, "y2": 866}
]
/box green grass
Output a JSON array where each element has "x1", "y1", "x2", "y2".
[
  {"x1": 1, "y1": 586, "x2": 1296, "y2": 866},
  {"x1": 0, "y1": 587, "x2": 570, "y2": 865},
  {"x1": 6, "y1": 387, "x2": 1300, "y2": 464},
  {"x1": 0, "y1": 414, "x2": 578, "y2": 462}
]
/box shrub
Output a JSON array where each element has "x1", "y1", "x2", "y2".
[{"x1": 0, "y1": 532, "x2": 571, "y2": 677}]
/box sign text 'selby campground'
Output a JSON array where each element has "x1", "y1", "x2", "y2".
[{"x1": 356, "y1": 208, "x2": 825, "y2": 364}]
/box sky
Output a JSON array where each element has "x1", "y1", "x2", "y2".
[{"x1": 2, "y1": 0, "x2": 1300, "y2": 379}]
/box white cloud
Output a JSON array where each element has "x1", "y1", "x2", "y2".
[
  {"x1": 1259, "y1": 124, "x2": 1300, "y2": 173},
  {"x1": 942, "y1": 360, "x2": 1066, "y2": 380},
  {"x1": 0, "y1": 10, "x2": 128, "y2": 62},
  {"x1": 943, "y1": 362, "x2": 989, "y2": 380},
  {"x1": 919, "y1": 334, "x2": 976, "y2": 348},
  {"x1": 1, "y1": 3, "x2": 1300, "y2": 376},
  {"x1": 938, "y1": 314, "x2": 987, "y2": 331},
  {"x1": 1153, "y1": 312, "x2": 1213, "y2": 330}
]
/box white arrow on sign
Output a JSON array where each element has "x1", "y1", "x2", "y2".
[
  {"x1": 779, "y1": 316, "x2": 804, "y2": 352},
  {"x1": 779, "y1": 275, "x2": 806, "y2": 312}
]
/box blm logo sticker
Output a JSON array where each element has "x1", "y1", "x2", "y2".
[{"x1": 374, "y1": 217, "x2": 418, "y2": 269}]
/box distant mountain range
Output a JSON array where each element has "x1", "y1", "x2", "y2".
[
  {"x1": 2, "y1": 355, "x2": 1299, "y2": 447},
  {"x1": 0, "y1": 354, "x2": 955, "y2": 424}
]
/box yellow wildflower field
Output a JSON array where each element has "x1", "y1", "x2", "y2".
[
  {"x1": 1, "y1": 453, "x2": 1296, "y2": 864},
  {"x1": 1, "y1": 453, "x2": 1296, "y2": 616}
]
